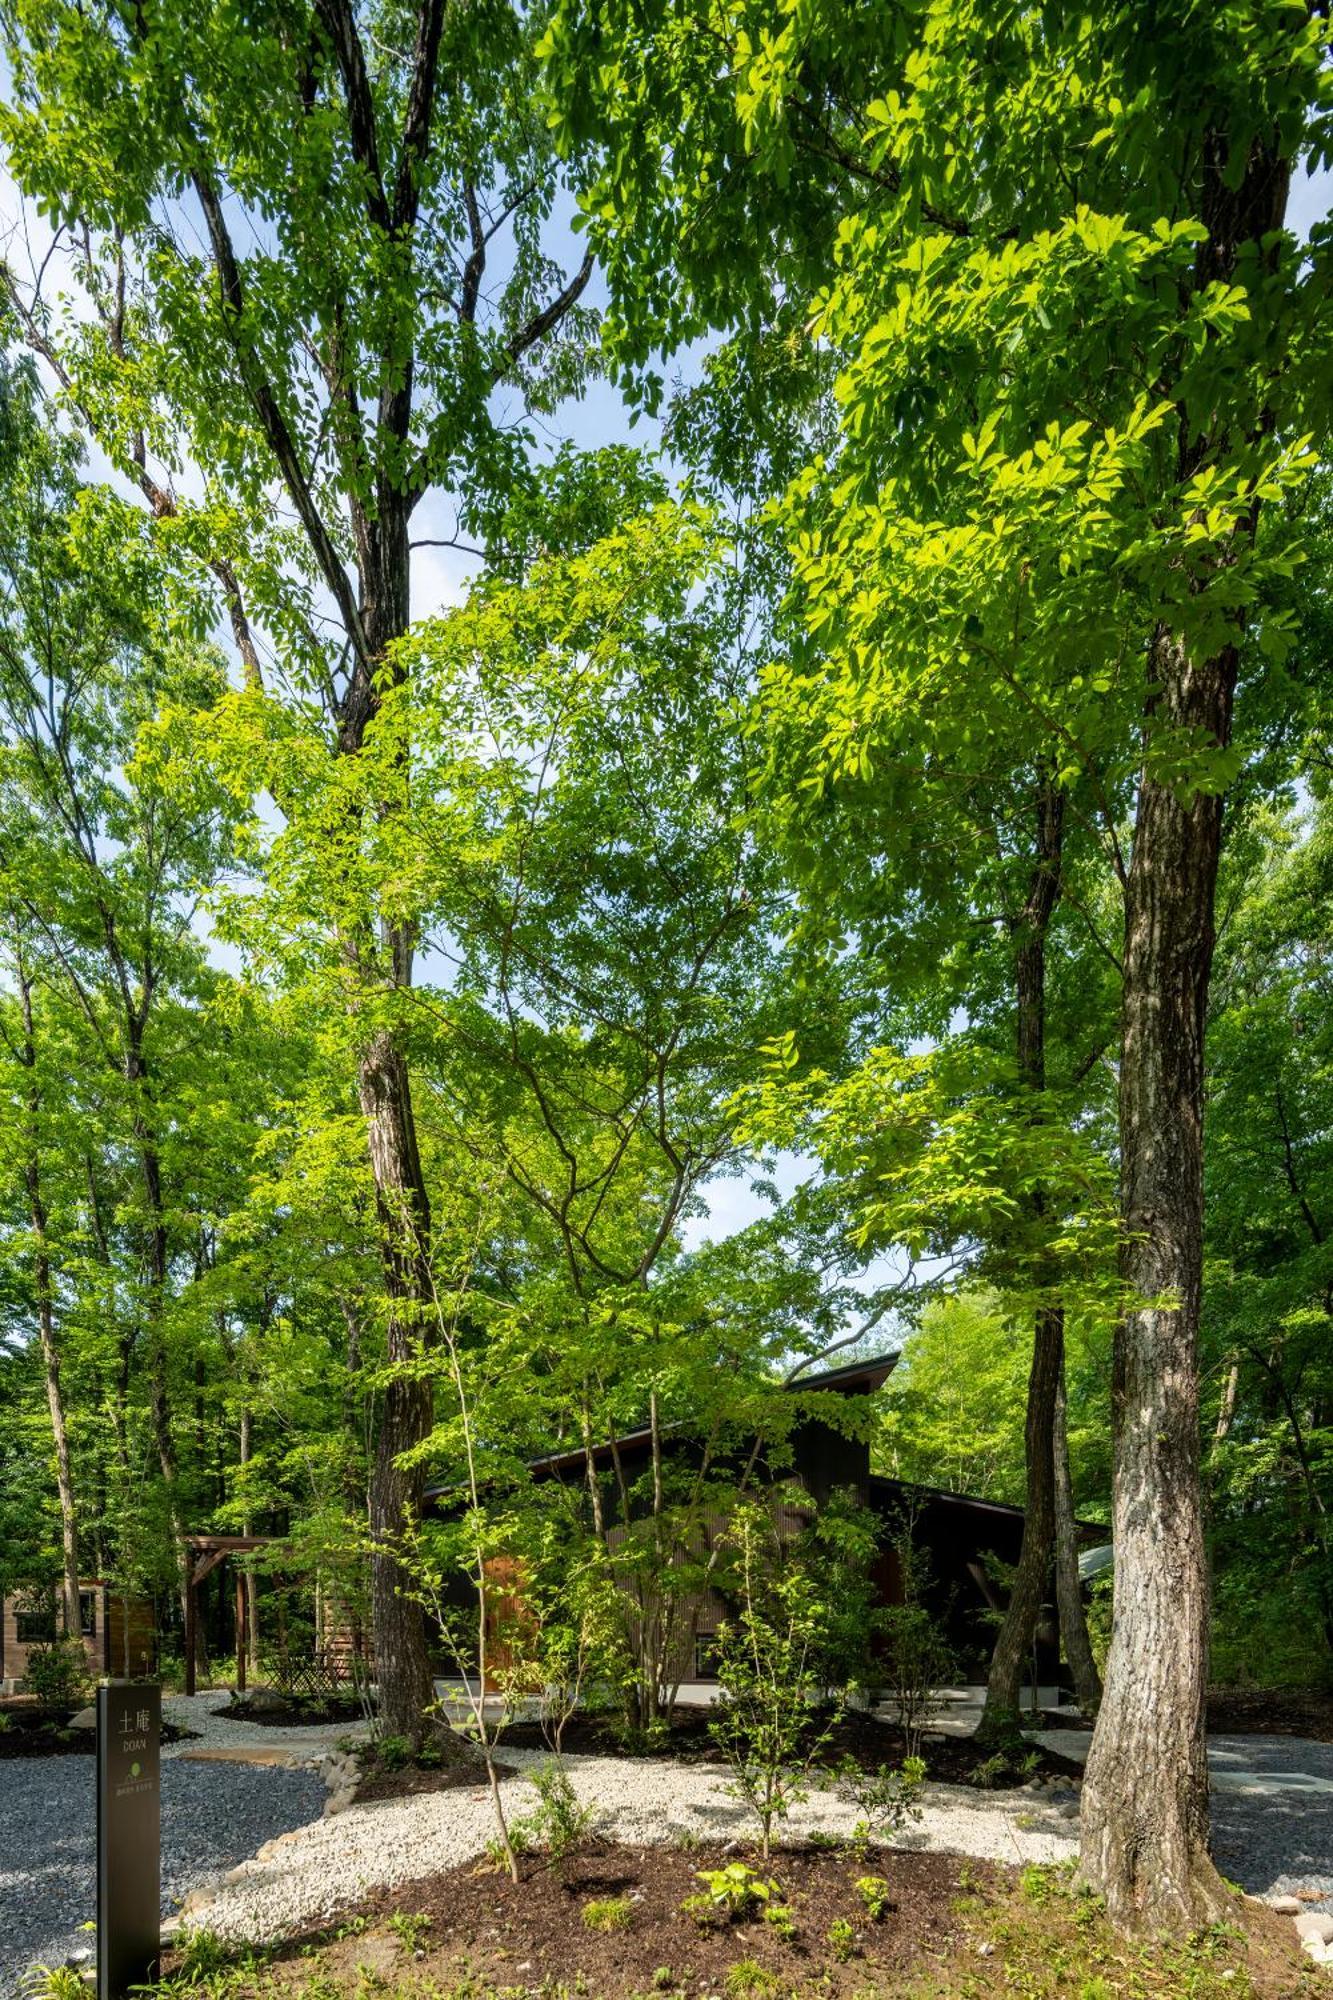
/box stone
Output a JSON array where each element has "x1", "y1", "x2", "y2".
[
  {"x1": 244, "y1": 1686, "x2": 289, "y2": 1716},
  {"x1": 324, "y1": 1786, "x2": 358, "y2": 1817},
  {"x1": 68, "y1": 1706, "x2": 97, "y2": 1730},
  {"x1": 1295, "y1": 1914, "x2": 1333, "y2": 1946},
  {"x1": 180, "y1": 1888, "x2": 215, "y2": 1917},
  {"x1": 1267, "y1": 1897, "x2": 1301, "y2": 1915}
]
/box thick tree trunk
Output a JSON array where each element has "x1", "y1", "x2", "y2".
[
  {"x1": 1053, "y1": 1359, "x2": 1101, "y2": 1717},
  {"x1": 1081, "y1": 119, "x2": 1291, "y2": 1934},
  {"x1": 980, "y1": 780, "x2": 1064, "y2": 1740},
  {"x1": 1079, "y1": 627, "x2": 1235, "y2": 1932}
]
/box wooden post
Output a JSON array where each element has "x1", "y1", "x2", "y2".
[
  {"x1": 235, "y1": 1570, "x2": 247, "y2": 1693},
  {"x1": 184, "y1": 1567, "x2": 197, "y2": 1699}
]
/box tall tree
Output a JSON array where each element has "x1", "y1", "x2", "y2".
[
  {"x1": 2, "y1": 0, "x2": 599, "y2": 1739},
  {"x1": 543, "y1": 0, "x2": 1330, "y2": 1930}
]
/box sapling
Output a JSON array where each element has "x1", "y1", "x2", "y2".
[{"x1": 707, "y1": 1498, "x2": 842, "y2": 1859}]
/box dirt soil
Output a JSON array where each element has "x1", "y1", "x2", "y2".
[
  {"x1": 500, "y1": 1704, "x2": 1084, "y2": 1788},
  {"x1": 221, "y1": 1693, "x2": 367, "y2": 1729},
  {"x1": 352, "y1": 1751, "x2": 516, "y2": 1803},
  {"x1": 1206, "y1": 1684, "x2": 1333, "y2": 1741},
  {"x1": 161, "y1": 1842, "x2": 1323, "y2": 2000}
]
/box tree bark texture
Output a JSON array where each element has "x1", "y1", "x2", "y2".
[
  {"x1": 16, "y1": 958, "x2": 81, "y2": 1636},
  {"x1": 1080, "y1": 628, "x2": 1234, "y2": 1930},
  {"x1": 980, "y1": 780, "x2": 1064, "y2": 1738},
  {"x1": 1053, "y1": 1359, "x2": 1102, "y2": 1716},
  {"x1": 1081, "y1": 120, "x2": 1292, "y2": 1933},
  {"x1": 357, "y1": 1021, "x2": 448, "y2": 1748}
]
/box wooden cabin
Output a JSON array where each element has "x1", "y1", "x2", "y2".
[
  {"x1": 427, "y1": 1356, "x2": 1094, "y2": 1694},
  {"x1": 0, "y1": 1580, "x2": 156, "y2": 1694}
]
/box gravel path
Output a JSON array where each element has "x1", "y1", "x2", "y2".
[
  {"x1": 1208, "y1": 1734, "x2": 1333, "y2": 1913},
  {"x1": 0, "y1": 1753, "x2": 325, "y2": 1998},
  {"x1": 160, "y1": 1688, "x2": 371, "y2": 1757}
]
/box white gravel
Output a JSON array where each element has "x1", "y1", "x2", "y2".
[{"x1": 196, "y1": 1747, "x2": 1079, "y2": 1944}]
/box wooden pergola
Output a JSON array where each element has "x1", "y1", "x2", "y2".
[{"x1": 183, "y1": 1534, "x2": 273, "y2": 1698}]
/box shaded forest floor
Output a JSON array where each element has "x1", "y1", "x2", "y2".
[{"x1": 160, "y1": 1847, "x2": 1323, "y2": 2000}]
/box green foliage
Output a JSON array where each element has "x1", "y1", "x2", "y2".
[
  {"x1": 511, "y1": 1761, "x2": 599, "y2": 1862},
  {"x1": 826, "y1": 1915, "x2": 858, "y2": 1962},
  {"x1": 854, "y1": 1874, "x2": 892, "y2": 1920},
  {"x1": 17, "y1": 1965, "x2": 89, "y2": 2000},
  {"x1": 834, "y1": 1757, "x2": 926, "y2": 1856},
  {"x1": 581, "y1": 1896, "x2": 633, "y2": 1934},
  {"x1": 19, "y1": 1638, "x2": 89, "y2": 1715},
  {"x1": 682, "y1": 1864, "x2": 784, "y2": 1928},
  {"x1": 707, "y1": 1498, "x2": 849, "y2": 1857},
  {"x1": 385, "y1": 1912, "x2": 432, "y2": 1954},
  {"x1": 724, "y1": 1961, "x2": 781, "y2": 1999}
]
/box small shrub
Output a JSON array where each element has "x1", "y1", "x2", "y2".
[
  {"x1": 973, "y1": 1752, "x2": 1011, "y2": 1789},
  {"x1": 19, "y1": 1965, "x2": 89, "y2": 2000},
  {"x1": 515, "y1": 1759, "x2": 599, "y2": 1860},
  {"x1": 762, "y1": 1900, "x2": 797, "y2": 1943},
  {"x1": 20, "y1": 1638, "x2": 90, "y2": 1714},
  {"x1": 173, "y1": 1928, "x2": 233, "y2": 1978},
  {"x1": 682, "y1": 1863, "x2": 782, "y2": 1928},
  {"x1": 833, "y1": 1756, "x2": 926, "y2": 1854},
  {"x1": 485, "y1": 1821, "x2": 532, "y2": 1868},
  {"x1": 375, "y1": 1734, "x2": 411, "y2": 1772},
  {"x1": 854, "y1": 1875, "x2": 892, "y2": 1921},
  {"x1": 0, "y1": 1711, "x2": 13, "y2": 1733},
  {"x1": 582, "y1": 1896, "x2": 633, "y2": 1934},
  {"x1": 386, "y1": 1911, "x2": 432, "y2": 1952},
  {"x1": 708, "y1": 1500, "x2": 844, "y2": 1859},
  {"x1": 724, "y1": 1960, "x2": 781, "y2": 1998},
  {"x1": 827, "y1": 1916, "x2": 858, "y2": 1962},
  {"x1": 651, "y1": 1968, "x2": 676, "y2": 1991}
]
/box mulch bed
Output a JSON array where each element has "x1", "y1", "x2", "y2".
[
  {"x1": 353, "y1": 1752, "x2": 516, "y2": 1803},
  {"x1": 267, "y1": 1843, "x2": 979, "y2": 1997},
  {"x1": 500, "y1": 1704, "x2": 1083, "y2": 1788},
  {"x1": 1206, "y1": 1685, "x2": 1333, "y2": 1741},
  {"x1": 164, "y1": 1843, "x2": 1321, "y2": 2000},
  {"x1": 220, "y1": 1694, "x2": 367, "y2": 1728},
  {"x1": 0, "y1": 1714, "x2": 192, "y2": 1758}
]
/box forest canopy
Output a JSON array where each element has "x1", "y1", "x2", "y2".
[{"x1": 0, "y1": 0, "x2": 1328, "y2": 1941}]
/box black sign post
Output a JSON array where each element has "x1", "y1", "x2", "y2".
[{"x1": 96, "y1": 1680, "x2": 161, "y2": 1998}]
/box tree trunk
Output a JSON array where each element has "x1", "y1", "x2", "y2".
[
  {"x1": 1081, "y1": 117, "x2": 1292, "y2": 1933},
  {"x1": 1053, "y1": 1357, "x2": 1101, "y2": 1717},
  {"x1": 1079, "y1": 627, "x2": 1234, "y2": 1931},
  {"x1": 358, "y1": 1023, "x2": 453, "y2": 1750},
  {"x1": 980, "y1": 778, "x2": 1064, "y2": 1740},
  {"x1": 15, "y1": 959, "x2": 81, "y2": 1637},
  {"x1": 980, "y1": 1307, "x2": 1062, "y2": 1735}
]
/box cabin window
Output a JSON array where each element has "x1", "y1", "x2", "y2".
[
  {"x1": 694, "y1": 1632, "x2": 720, "y2": 1681},
  {"x1": 15, "y1": 1601, "x2": 56, "y2": 1645},
  {"x1": 78, "y1": 1589, "x2": 97, "y2": 1637}
]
